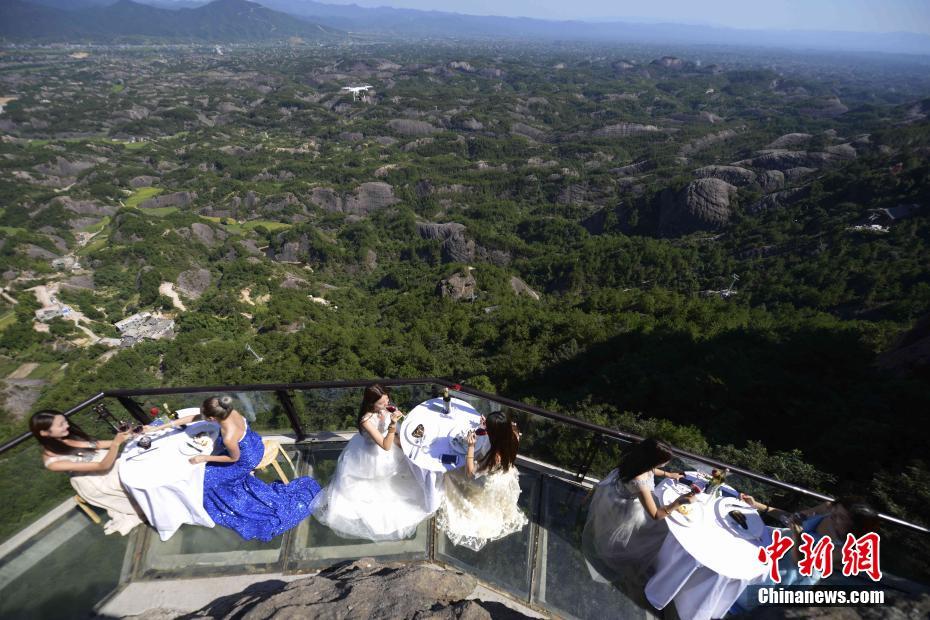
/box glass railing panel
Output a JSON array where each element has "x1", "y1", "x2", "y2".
[
  {"x1": 288, "y1": 442, "x2": 429, "y2": 569},
  {"x1": 494, "y1": 405, "x2": 620, "y2": 482},
  {"x1": 434, "y1": 466, "x2": 540, "y2": 599},
  {"x1": 293, "y1": 383, "x2": 437, "y2": 433},
  {"x1": 125, "y1": 390, "x2": 292, "y2": 433},
  {"x1": 532, "y1": 474, "x2": 654, "y2": 619},
  {"x1": 0, "y1": 508, "x2": 131, "y2": 620}
]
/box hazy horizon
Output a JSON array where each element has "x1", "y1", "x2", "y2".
[{"x1": 281, "y1": 0, "x2": 930, "y2": 35}]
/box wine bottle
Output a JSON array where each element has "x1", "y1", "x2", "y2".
[
  {"x1": 442, "y1": 387, "x2": 452, "y2": 414},
  {"x1": 164, "y1": 403, "x2": 178, "y2": 420}
]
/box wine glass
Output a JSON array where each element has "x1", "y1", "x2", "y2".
[{"x1": 116, "y1": 421, "x2": 131, "y2": 433}]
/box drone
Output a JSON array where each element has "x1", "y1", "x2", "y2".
[{"x1": 340, "y1": 85, "x2": 373, "y2": 100}]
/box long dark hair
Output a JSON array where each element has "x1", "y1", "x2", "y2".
[
  {"x1": 201, "y1": 396, "x2": 235, "y2": 421},
  {"x1": 30, "y1": 409, "x2": 95, "y2": 456},
  {"x1": 616, "y1": 438, "x2": 674, "y2": 483},
  {"x1": 357, "y1": 384, "x2": 390, "y2": 430},
  {"x1": 835, "y1": 496, "x2": 880, "y2": 538},
  {"x1": 479, "y1": 411, "x2": 518, "y2": 473}
]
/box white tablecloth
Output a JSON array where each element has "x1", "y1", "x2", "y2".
[
  {"x1": 645, "y1": 478, "x2": 767, "y2": 620},
  {"x1": 398, "y1": 397, "x2": 486, "y2": 512},
  {"x1": 119, "y1": 419, "x2": 219, "y2": 541}
]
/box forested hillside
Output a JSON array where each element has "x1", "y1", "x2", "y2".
[{"x1": 0, "y1": 42, "x2": 928, "y2": 575}]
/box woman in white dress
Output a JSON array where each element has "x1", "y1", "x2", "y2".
[
  {"x1": 582, "y1": 438, "x2": 694, "y2": 583},
  {"x1": 436, "y1": 411, "x2": 528, "y2": 551},
  {"x1": 30, "y1": 410, "x2": 144, "y2": 536},
  {"x1": 312, "y1": 384, "x2": 431, "y2": 541}
]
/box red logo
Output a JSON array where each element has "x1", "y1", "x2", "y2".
[
  {"x1": 841, "y1": 532, "x2": 882, "y2": 582},
  {"x1": 758, "y1": 529, "x2": 794, "y2": 583},
  {"x1": 797, "y1": 533, "x2": 835, "y2": 578},
  {"x1": 759, "y1": 531, "x2": 882, "y2": 583}
]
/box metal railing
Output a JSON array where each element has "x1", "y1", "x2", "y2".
[{"x1": 1, "y1": 377, "x2": 927, "y2": 535}]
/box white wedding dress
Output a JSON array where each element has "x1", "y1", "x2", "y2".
[
  {"x1": 311, "y1": 411, "x2": 431, "y2": 541},
  {"x1": 581, "y1": 468, "x2": 667, "y2": 582},
  {"x1": 44, "y1": 450, "x2": 144, "y2": 536},
  {"x1": 436, "y1": 450, "x2": 528, "y2": 552}
]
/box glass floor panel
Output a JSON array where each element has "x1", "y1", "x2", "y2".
[
  {"x1": 288, "y1": 445, "x2": 429, "y2": 569},
  {"x1": 0, "y1": 508, "x2": 130, "y2": 620},
  {"x1": 435, "y1": 466, "x2": 540, "y2": 599},
  {"x1": 533, "y1": 476, "x2": 656, "y2": 619},
  {"x1": 134, "y1": 447, "x2": 307, "y2": 579}
]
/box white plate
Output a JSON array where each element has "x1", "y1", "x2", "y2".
[
  {"x1": 449, "y1": 431, "x2": 489, "y2": 455},
  {"x1": 668, "y1": 501, "x2": 703, "y2": 527},
  {"x1": 715, "y1": 497, "x2": 765, "y2": 540},
  {"x1": 178, "y1": 443, "x2": 210, "y2": 457},
  {"x1": 403, "y1": 420, "x2": 430, "y2": 445}
]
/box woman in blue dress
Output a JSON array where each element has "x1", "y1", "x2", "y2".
[
  {"x1": 731, "y1": 494, "x2": 880, "y2": 613},
  {"x1": 166, "y1": 395, "x2": 321, "y2": 541}
]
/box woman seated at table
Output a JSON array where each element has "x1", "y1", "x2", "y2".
[
  {"x1": 581, "y1": 437, "x2": 694, "y2": 584},
  {"x1": 30, "y1": 410, "x2": 144, "y2": 536},
  {"x1": 743, "y1": 494, "x2": 879, "y2": 584},
  {"x1": 312, "y1": 384, "x2": 432, "y2": 541},
  {"x1": 436, "y1": 411, "x2": 528, "y2": 551},
  {"x1": 164, "y1": 396, "x2": 322, "y2": 541}
]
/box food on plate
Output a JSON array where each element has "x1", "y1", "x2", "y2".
[
  {"x1": 411, "y1": 424, "x2": 425, "y2": 439},
  {"x1": 676, "y1": 503, "x2": 692, "y2": 516}
]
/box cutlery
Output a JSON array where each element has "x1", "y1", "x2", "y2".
[{"x1": 127, "y1": 446, "x2": 160, "y2": 461}]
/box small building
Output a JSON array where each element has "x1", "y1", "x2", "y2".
[
  {"x1": 35, "y1": 306, "x2": 66, "y2": 322},
  {"x1": 115, "y1": 312, "x2": 175, "y2": 347},
  {"x1": 51, "y1": 256, "x2": 79, "y2": 271}
]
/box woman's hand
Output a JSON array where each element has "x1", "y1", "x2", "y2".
[
  {"x1": 740, "y1": 493, "x2": 758, "y2": 508},
  {"x1": 466, "y1": 430, "x2": 477, "y2": 446},
  {"x1": 676, "y1": 492, "x2": 696, "y2": 506},
  {"x1": 667, "y1": 471, "x2": 683, "y2": 481},
  {"x1": 390, "y1": 410, "x2": 403, "y2": 424},
  {"x1": 113, "y1": 431, "x2": 131, "y2": 445},
  {"x1": 189, "y1": 455, "x2": 207, "y2": 465}
]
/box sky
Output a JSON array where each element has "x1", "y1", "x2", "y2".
[{"x1": 311, "y1": 0, "x2": 930, "y2": 34}]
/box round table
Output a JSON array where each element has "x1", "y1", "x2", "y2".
[
  {"x1": 398, "y1": 397, "x2": 488, "y2": 512},
  {"x1": 645, "y1": 478, "x2": 767, "y2": 620},
  {"x1": 119, "y1": 418, "x2": 219, "y2": 541}
]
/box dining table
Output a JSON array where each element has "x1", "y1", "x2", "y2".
[
  {"x1": 398, "y1": 397, "x2": 489, "y2": 513},
  {"x1": 118, "y1": 411, "x2": 219, "y2": 541},
  {"x1": 644, "y1": 477, "x2": 769, "y2": 620}
]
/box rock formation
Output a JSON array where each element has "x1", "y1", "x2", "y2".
[
  {"x1": 176, "y1": 268, "x2": 211, "y2": 300},
  {"x1": 128, "y1": 559, "x2": 534, "y2": 620},
  {"x1": 693, "y1": 165, "x2": 757, "y2": 187},
  {"x1": 659, "y1": 178, "x2": 737, "y2": 236},
  {"x1": 438, "y1": 271, "x2": 478, "y2": 302}
]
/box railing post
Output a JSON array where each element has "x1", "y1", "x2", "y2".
[
  {"x1": 275, "y1": 390, "x2": 306, "y2": 442},
  {"x1": 574, "y1": 434, "x2": 606, "y2": 484},
  {"x1": 116, "y1": 396, "x2": 151, "y2": 424}
]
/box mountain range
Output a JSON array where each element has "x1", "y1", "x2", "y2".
[
  {"x1": 3, "y1": 0, "x2": 930, "y2": 54},
  {"x1": 0, "y1": 0, "x2": 341, "y2": 42}
]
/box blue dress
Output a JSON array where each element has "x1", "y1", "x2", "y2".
[{"x1": 202, "y1": 420, "x2": 321, "y2": 542}]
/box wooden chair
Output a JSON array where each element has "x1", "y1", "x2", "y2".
[
  {"x1": 253, "y1": 438, "x2": 296, "y2": 483},
  {"x1": 74, "y1": 495, "x2": 102, "y2": 525}
]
